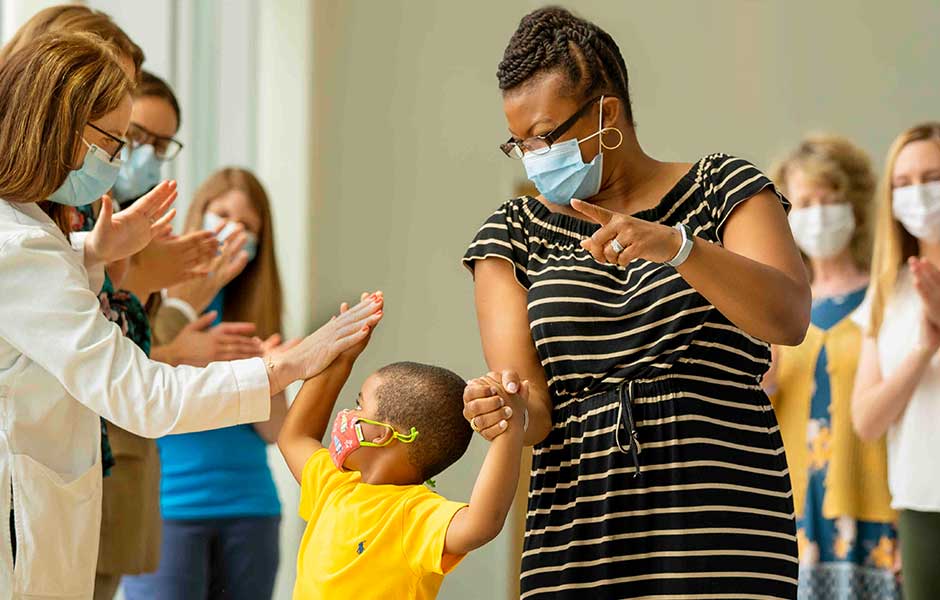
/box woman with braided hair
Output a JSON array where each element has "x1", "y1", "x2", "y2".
[{"x1": 462, "y1": 6, "x2": 810, "y2": 599}]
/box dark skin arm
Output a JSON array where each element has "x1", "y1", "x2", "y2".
[
  {"x1": 445, "y1": 377, "x2": 526, "y2": 555},
  {"x1": 277, "y1": 355, "x2": 359, "y2": 482},
  {"x1": 463, "y1": 258, "x2": 552, "y2": 445},
  {"x1": 465, "y1": 191, "x2": 811, "y2": 446},
  {"x1": 573, "y1": 190, "x2": 811, "y2": 346}
]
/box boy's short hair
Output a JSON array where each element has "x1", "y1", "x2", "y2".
[{"x1": 374, "y1": 362, "x2": 471, "y2": 481}]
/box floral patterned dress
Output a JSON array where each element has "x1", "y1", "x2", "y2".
[{"x1": 793, "y1": 288, "x2": 900, "y2": 600}]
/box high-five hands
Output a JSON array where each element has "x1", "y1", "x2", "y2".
[{"x1": 265, "y1": 293, "x2": 384, "y2": 394}]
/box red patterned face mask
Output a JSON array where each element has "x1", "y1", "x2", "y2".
[{"x1": 328, "y1": 409, "x2": 419, "y2": 469}]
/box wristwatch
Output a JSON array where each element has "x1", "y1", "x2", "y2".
[{"x1": 665, "y1": 223, "x2": 694, "y2": 268}]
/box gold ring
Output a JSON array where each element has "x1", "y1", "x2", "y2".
[{"x1": 470, "y1": 417, "x2": 480, "y2": 432}]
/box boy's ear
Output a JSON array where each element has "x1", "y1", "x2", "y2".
[{"x1": 372, "y1": 425, "x2": 394, "y2": 445}]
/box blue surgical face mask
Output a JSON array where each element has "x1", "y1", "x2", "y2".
[
  {"x1": 522, "y1": 96, "x2": 609, "y2": 206},
  {"x1": 48, "y1": 140, "x2": 123, "y2": 207},
  {"x1": 113, "y1": 144, "x2": 163, "y2": 203},
  {"x1": 203, "y1": 211, "x2": 259, "y2": 262}
]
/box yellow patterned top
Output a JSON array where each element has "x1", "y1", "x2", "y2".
[{"x1": 771, "y1": 316, "x2": 895, "y2": 522}]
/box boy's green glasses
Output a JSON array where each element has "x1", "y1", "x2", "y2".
[{"x1": 354, "y1": 417, "x2": 419, "y2": 447}]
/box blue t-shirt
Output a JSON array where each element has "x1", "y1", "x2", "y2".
[{"x1": 158, "y1": 291, "x2": 280, "y2": 519}]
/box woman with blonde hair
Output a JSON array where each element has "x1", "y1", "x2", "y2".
[
  {"x1": 0, "y1": 32, "x2": 381, "y2": 597},
  {"x1": 124, "y1": 168, "x2": 288, "y2": 600},
  {"x1": 768, "y1": 135, "x2": 899, "y2": 599},
  {"x1": 852, "y1": 122, "x2": 940, "y2": 599}
]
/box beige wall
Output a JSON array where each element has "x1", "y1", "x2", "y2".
[
  {"x1": 306, "y1": 1, "x2": 940, "y2": 598},
  {"x1": 2, "y1": 0, "x2": 937, "y2": 598}
]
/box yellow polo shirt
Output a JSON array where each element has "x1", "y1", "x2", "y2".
[{"x1": 293, "y1": 449, "x2": 467, "y2": 599}]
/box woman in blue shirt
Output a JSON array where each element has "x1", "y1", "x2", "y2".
[{"x1": 124, "y1": 168, "x2": 288, "y2": 600}]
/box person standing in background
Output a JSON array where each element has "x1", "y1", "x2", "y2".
[
  {"x1": 124, "y1": 168, "x2": 288, "y2": 600},
  {"x1": 0, "y1": 31, "x2": 383, "y2": 597},
  {"x1": 120, "y1": 71, "x2": 258, "y2": 368},
  {"x1": 853, "y1": 122, "x2": 940, "y2": 600},
  {"x1": 767, "y1": 135, "x2": 900, "y2": 600},
  {"x1": 93, "y1": 71, "x2": 262, "y2": 600}
]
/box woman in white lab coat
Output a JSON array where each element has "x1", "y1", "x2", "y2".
[{"x1": 0, "y1": 34, "x2": 382, "y2": 600}]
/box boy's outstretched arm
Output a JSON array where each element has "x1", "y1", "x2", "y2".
[
  {"x1": 277, "y1": 359, "x2": 357, "y2": 483},
  {"x1": 444, "y1": 377, "x2": 527, "y2": 555},
  {"x1": 278, "y1": 294, "x2": 382, "y2": 482}
]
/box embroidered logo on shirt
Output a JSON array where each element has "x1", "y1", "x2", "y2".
[{"x1": 357, "y1": 541, "x2": 365, "y2": 555}]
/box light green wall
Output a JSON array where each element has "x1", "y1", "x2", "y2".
[{"x1": 308, "y1": 1, "x2": 940, "y2": 598}]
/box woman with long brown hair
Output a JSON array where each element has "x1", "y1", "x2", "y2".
[
  {"x1": 0, "y1": 32, "x2": 381, "y2": 597},
  {"x1": 852, "y1": 122, "x2": 940, "y2": 599},
  {"x1": 124, "y1": 168, "x2": 287, "y2": 600}
]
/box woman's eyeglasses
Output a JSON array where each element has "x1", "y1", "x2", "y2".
[
  {"x1": 126, "y1": 122, "x2": 184, "y2": 161},
  {"x1": 499, "y1": 96, "x2": 601, "y2": 160},
  {"x1": 86, "y1": 122, "x2": 126, "y2": 162}
]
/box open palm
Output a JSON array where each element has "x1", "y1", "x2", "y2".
[{"x1": 85, "y1": 181, "x2": 178, "y2": 265}]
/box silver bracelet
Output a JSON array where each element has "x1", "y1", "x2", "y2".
[{"x1": 665, "y1": 223, "x2": 694, "y2": 267}]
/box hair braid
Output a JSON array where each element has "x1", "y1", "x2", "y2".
[{"x1": 497, "y1": 6, "x2": 633, "y2": 123}]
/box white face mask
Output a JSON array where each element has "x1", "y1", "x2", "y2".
[
  {"x1": 788, "y1": 203, "x2": 856, "y2": 259},
  {"x1": 892, "y1": 181, "x2": 940, "y2": 243}
]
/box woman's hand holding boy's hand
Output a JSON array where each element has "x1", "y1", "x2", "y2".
[{"x1": 463, "y1": 373, "x2": 528, "y2": 441}]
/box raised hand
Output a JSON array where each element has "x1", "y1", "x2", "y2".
[
  {"x1": 570, "y1": 198, "x2": 682, "y2": 266},
  {"x1": 167, "y1": 227, "x2": 250, "y2": 314},
  {"x1": 84, "y1": 182, "x2": 178, "y2": 266},
  {"x1": 911, "y1": 256, "x2": 940, "y2": 329},
  {"x1": 334, "y1": 291, "x2": 383, "y2": 363},
  {"x1": 122, "y1": 230, "x2": 220, "y2": 297},
  {"x1": 267, "y1": 293, "x2": 384, "y2": 392}
]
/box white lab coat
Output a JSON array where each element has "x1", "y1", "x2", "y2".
[{"x1": 0, "y1": 200, "x2": 271, "y2": 599}]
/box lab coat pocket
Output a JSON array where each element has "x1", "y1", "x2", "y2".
[{"x1": 11, "y1": 454, "x2": 101, "y2": 597}]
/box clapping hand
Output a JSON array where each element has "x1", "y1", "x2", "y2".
[
  {"x1": 84, "y1": 181, "x2": 178, "y2": 266},
  {"x1": 167, "y1": 225, "x2": 250, "y2": 314},
  {"x1": 162, "y1": 313, "x2": 262, "y2": 367},
  {"x1": 910, "y1": 256, "x2": 940, "y2": 351},
  {"x1": 126, "y1": 230, "x2": 220, "y2": 296}
]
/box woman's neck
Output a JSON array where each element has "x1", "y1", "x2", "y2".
[
  {"x1": 919, "y1": 240, "x2": 940, "y2": 266},
  {"x1": 589, "y1": 129, "x2": 669, "y2": 214},
  {"x1": 810, "y1": 250, "x2": 867, "y2": 298}
]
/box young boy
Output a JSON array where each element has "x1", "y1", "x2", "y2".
[{"x1": 277, "y1": 298, "x2": 527, "y2": 599}]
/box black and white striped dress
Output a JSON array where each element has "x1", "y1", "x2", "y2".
[{"x1": 463, "y1": 154, "x2": 798, "y2": 599}]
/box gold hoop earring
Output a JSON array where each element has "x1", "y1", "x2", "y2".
[{"x1": 600, "y1": 127, "x2": 624, "y2": 150}]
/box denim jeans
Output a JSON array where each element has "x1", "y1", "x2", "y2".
[{"x1": 122, "y1": 515, "x2": 280, "y2": 600}]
